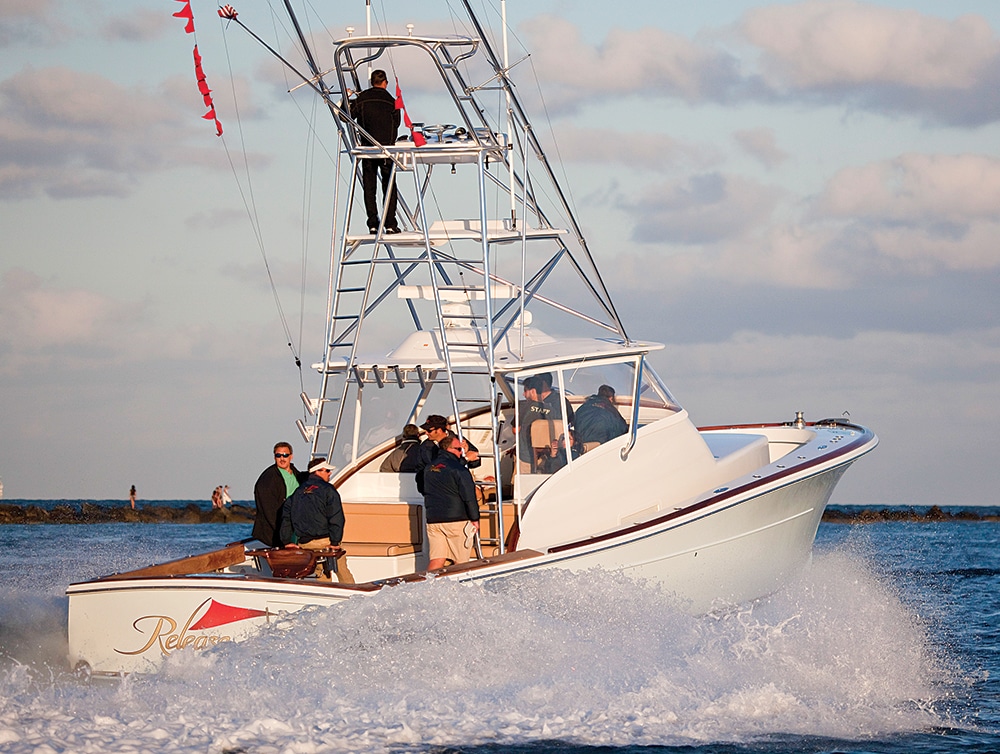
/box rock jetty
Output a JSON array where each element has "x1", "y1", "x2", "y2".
[
  {"x1": 0, "y1": 503, "x2": 256, "y2": 525},
  {"x1": 0, "y1": 503, "x2": 994, "y2": 525},
  {"x1": 821, "y1": 505, "x2": 999, "y2": 523}
]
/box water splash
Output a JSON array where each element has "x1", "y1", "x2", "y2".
[{"x1": 0, "y1": 542, "x2": 956, "y2": 753}]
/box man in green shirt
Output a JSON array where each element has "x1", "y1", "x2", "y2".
[{"x1": 252, "y1": 441, "x2": 306, "y2": 547}]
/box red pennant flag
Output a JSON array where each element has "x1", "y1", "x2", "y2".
[
  {"x1": 394, "y1": 79, "x2": 426, "y2": 147},
  {"x1": 175, "y1": 8, "x2": 223, "y2": 136},
  {"x1": 173, "y1": 0, "x2": 194, "y2": 34},
  {"x1": 191, "y1": 44, "x2": 223, "y2": 136}
]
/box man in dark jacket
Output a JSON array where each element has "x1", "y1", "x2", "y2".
[
  {"x1": 534, "y1": 372, "x2": 574, "y2": 427},
  {"x1": 380, "y1": 423, "x2": 422, "y2": 472},
  {"x1": 573, "y1": 384, "x2": 628, "y2": 448},
  {"x1": 252, "y1": 441, "x2": 307, "y2": 547},
  {"x1": 422, "y1": 435, "x2": 480, "y2": 570},
  {"x1": 350, "y1": 69, "x2": 401, "y2": 233},
  {"x1": 279, "y1": 458, "x2": 355, "y2": 583},
  {"x1": 415, "y1": 414, "x2": 480, "y2": 492},
  {"x1": 517, "y1": 373, "x2": 574, "y2": 471}
]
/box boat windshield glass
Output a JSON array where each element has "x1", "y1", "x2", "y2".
[
  {"x1": 324, "y1": 366, "x2": 507, "y2": 473},
  {"x1": 510, "y1": 357, "x2": 678, "y2": 475}
]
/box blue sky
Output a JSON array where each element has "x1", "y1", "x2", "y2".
[{"x1": 1, "y1": 1, "x2": 998, "y2": 504}]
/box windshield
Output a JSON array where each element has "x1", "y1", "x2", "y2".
[{"x1": 509, "y1": 356, "x2": 679, "y2": 477}]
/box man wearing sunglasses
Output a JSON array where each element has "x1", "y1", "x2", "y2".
[{"x1": 252, "y1": 442, "x2": 307, "y2": 547}]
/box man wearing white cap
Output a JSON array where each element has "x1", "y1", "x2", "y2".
[{"x1": 279, "y1": 458, "x2": 355, "y2": 583}]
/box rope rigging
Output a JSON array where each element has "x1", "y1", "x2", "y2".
[
  {"x1": 212, "y1": 0, "x2": 628, "y2": 416},
  {"x1": 217, "y1": 13, "x2": 302, "y2": 378}
]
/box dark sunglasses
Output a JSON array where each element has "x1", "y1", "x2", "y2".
[{"x1": 274, "y1": 452, "x2": 291, "y2": 458}]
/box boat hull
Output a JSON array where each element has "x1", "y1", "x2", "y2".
[
  {"x1": 67, "y1": 577, "x2": 361, "y2": 675},
  {"x1": 67, "y1": 422, "x2": 874, "y2": 675},
  {"x1": 518, "y1": 463, "x2": 847, "y2": 612}
]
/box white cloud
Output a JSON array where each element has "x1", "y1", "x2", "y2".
[
  {"x1": 100, "y1": 8, "x2": 170, "y2": 42},
  {"x1": 0, "y1": 0, "x2": 54, "y2": 19},
  {"x1": 818, "y1": 153, "x2": 1000, "y2": 221},
  {"x1": 0, "y1": 0, "x2": 68, "y2": 46},
  {"x1": 0, "y1": 268, "x2": 128, "y2": 345},
  {"x1": 504, "y1": 7, "x2": 1000, "y2": 125},
  {"x1": 0, "y1": 66, "x2": 246, "y2": 199},
  {"x1": 0, "y1": 268, "x2": 275, "y2": 377},
  {"x1": 0, "y1": 268, "x2": 143, "y2": 375},
  {"x1": 608, "y1": 220, "x2": 851, "y2": 293},
  {"x1": 519, "y1": 14, "x2": 740, "y2": 110},
  {"x1": 814, "y1": 153, "x2": 1000, "y2": 272},
  {"x1": 625, "y1": 172, "x2": 782, "y2": 244},
  {"x1": 719, "y1": 223, "x2": 852, "y2": 289},
  {"x1": 739, "y1": 1, "x2": 1000, "y2": 125},
  {"x1": 742, "y1": 1, "x2": 998, "y2": 89},
  {"x1": 540, "y1": 123, "x2": 709, "y2": 171},
  {"x1": 733, "y1": 128, "x2": 788, "y2": 169},
  {"x1": 608, "y1": 150, "x2": 1000, "y2": 292},
  {"x1": 864, "y1": 222, "x2": 1000, "y2": 273}
]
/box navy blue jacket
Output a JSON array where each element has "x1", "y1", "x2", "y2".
[
  {"x1": 573, "y1": 395, "x2": 628, "y2": 445},
  {"x1": 415, "y1": 437, "x2": 480, "y2": 493},
  {"x1": 421, "y1": 451, "x2": 479, "y2": 524},
  {"x1": 279, "y1": 474, "x2": 346, "y2": 546}
]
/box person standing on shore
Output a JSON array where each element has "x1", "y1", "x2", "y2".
[
  {"x1": 129, "y1": 485, "x2": 136, "y2": 510},
  {"x1": 252, "y1": 442, "x2": 307, "y2": 547},
  {"x1": 221, "y1": 485, "x2": 232, "y2": 507}
]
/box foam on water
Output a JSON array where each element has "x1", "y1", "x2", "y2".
[{"x1": 0, "y1": 538, "x2": 959, "y2": 753}]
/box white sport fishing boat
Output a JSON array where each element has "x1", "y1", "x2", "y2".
[{"x1": 67, "y1": 1, "x2": 877, "y2": 676}]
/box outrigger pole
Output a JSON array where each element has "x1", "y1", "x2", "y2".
[{"x1": 459, "y1": 0, "x2": 632, "y2": 344}]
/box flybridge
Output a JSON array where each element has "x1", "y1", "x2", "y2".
[{"x1": 272, "y1": 23, "x2": 641, "y2": 478}]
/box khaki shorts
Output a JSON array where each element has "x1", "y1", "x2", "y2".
[
  {"x1": 300, "y1": 537, "x2": 355, "y2": 584},
  {"x1": 427, "y1": 521, "x2": 472, "y2": 566}
]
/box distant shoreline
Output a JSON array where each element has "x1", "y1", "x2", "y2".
[
  {"x1": 0, "y1": 502, "x2": 255, "y2": 525},
  {"x1": 0, "y1": 502, "x2": 996, "y2": 525},
  {"x1": 822, "y1": 504, "x2": 1000, "y2": 523}
]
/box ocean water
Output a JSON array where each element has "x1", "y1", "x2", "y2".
[{"x1": 0, "y1": 513, "x2": 997, "y2": 753}]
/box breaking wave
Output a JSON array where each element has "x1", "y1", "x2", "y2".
[{"x1": 0, "y1": 542, "x2": 957, "y2": 753}]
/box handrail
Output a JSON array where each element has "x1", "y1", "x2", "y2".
[{"x1": 620, "y1": 355, "x2": 644, "y2": 461}]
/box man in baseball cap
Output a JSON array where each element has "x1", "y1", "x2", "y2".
[{"x1": 415, "y1": 415, "x2": 480, "y2": 492}]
